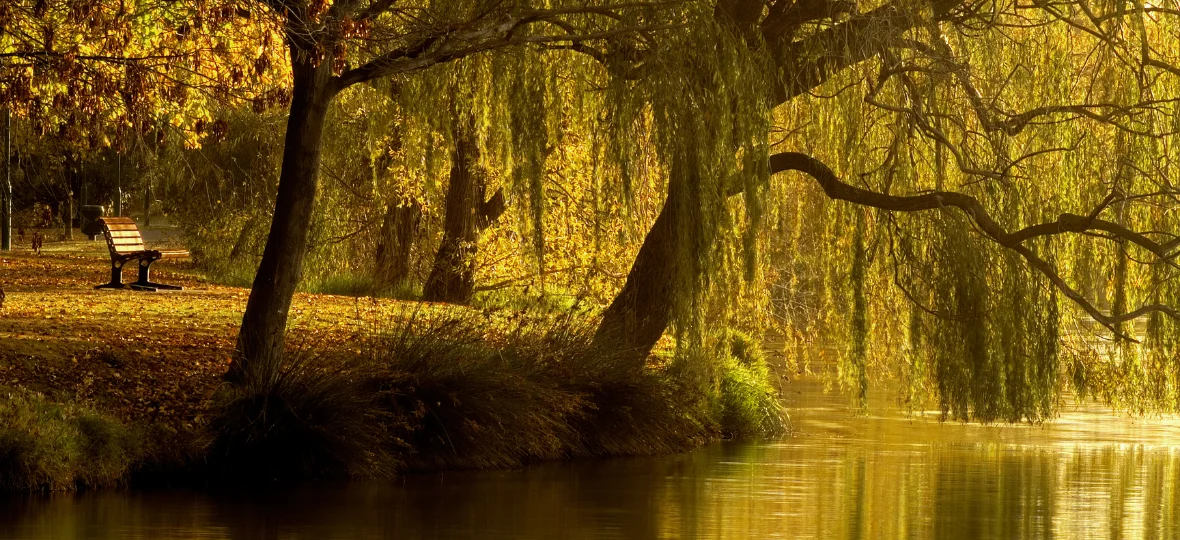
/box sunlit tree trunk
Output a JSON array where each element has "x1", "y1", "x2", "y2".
[
  {"x1": 422, "y1": 126, "x2": 505, "y2": 304},
  {"x1": 230, "y1": 52, "x2": 336, "y2": 383}
]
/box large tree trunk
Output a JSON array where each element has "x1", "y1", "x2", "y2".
[
  {"x1": 593, "y1": 185, "x2": 685, "y2": 364},
  {"x1": 230, "y1": 53, "x2": 337, "y2": 384},
  {"x1": 422, "y1": 126, "x2": 505, "y2": 304},
  {"x1": 374, "y1": 199, "x2": 421, "y2": 289}
]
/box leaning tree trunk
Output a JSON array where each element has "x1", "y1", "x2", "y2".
[
  {"x1": 230, "y1": 54, "x2": 336, "y2": 384},
  {"x1": 422, "y1": 127, "x2": 505, "y2": 304},
  {"x1": 374, "y1": 199, "x2": 422, "y2": 289},
  {"x1": 593, "y1": 181, "x2": 686, "y2": 365}
]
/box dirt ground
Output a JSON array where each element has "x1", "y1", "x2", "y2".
[{"x1": 0, "y1": 230, "x2": 411, "y2": 428}]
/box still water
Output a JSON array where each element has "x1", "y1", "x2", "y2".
[{"x1": 3, "y1": 380, "x2": 1178, "y2": 539}]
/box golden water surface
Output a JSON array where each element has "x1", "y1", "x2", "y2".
[{"x1": 2, "y1": 379, "x2": 1177, "y2": 539}]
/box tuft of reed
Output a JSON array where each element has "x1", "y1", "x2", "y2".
[
  {"x1": 365, "y1": 307, "x2": 715, "y2": 471},
  {"x1": 203, "y1": 309, "x2": 780, "y2": 482}
]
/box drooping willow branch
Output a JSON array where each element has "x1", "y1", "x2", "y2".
[{"x1": 764, "y1": 151, "x2": 1180, "y2": 338}]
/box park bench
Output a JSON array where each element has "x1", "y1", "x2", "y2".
[{"x1": 95, "y1": 217, "x2": 189, "y2": 292}]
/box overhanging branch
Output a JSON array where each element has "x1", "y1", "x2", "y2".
[{"x1": 765, "y1": 151, "x2": 1180, "y2": 337}]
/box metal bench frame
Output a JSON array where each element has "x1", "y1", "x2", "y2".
[{"x1": 95, "y1": 217, "x2": 190, "y2": 292}]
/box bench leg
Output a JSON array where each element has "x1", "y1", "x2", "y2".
[
  {"x1": 96, "y1": 261, "x2": 127, "y2": 290},
  {"x1": 133, "y1": 258, "x2": 183, "y2": 291}
]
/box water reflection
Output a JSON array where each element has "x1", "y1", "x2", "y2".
[{"x1": 2, "y1": 386, "x2": 1178, "y2": 539}]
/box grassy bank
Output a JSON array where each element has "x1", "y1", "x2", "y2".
[{"x1": 0, "y1": 248, "x2": 786, "y2": 491}]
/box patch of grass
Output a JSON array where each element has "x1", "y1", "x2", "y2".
[
  {"x1": 193, "y1": 259, "x2": 258, "y2": 288},
  {"x1": 0, "y1": 389, "x2": 141, "y2": 491},
  {"x1": 306, "y1": 274, "x2": 423, "y2": 300},
  {"x1": 371, "y1": 314, "x2": 585, "y2": 470},
  {"x1": 470, "y1": 288, "x2": 583, "y2": 313},
  {"x1": 207, "y1": 306, "x2": 717, "y2": 479},
  {"x1": 308, "y1": 274, "x2": 380, "y2": 297},
  {"x1": 715, "y1": 330, "x2": 791, "y2": 439}
]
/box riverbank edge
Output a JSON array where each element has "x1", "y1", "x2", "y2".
[{"x1": 1, "y1": 325, "x2": 788, "y2": 492}]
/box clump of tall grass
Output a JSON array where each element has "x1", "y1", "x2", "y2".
[
  {"x1": 205, "y1": 355, "x2": 402, "y2": 482},
  {"x1": 0, "y1": 390, "x2": 141, "y2": 491},
  {"x1": 366, "y1": 309, "x2": 713, "y2": 471},
  {"x1": 206, "y1": 307, "x2": 759, "y2": 481},
  {"x1": 714, "y1": 329, "x2": 790, "y2": 439},
  {"x1": 368, "y1": 312, "x2": 586, "y2": 470}
]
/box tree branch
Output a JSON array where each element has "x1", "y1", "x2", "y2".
[
  {"x1": 768, "y1": 0, "x2": 968, "y2": 105},
  {"x1": 765, "y1": 151, "x2": 1180, "y2": 337},
  {"x1": 336, "y1": 5, "x2": 679, "y2": 89}
]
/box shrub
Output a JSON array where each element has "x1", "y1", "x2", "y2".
[{"x1": 716, "y1": 329, "x2": 791, "y2": 439}]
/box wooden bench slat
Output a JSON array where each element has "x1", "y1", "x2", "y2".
[
  {"x1": 104, "y1": 224, "x2": 141, "y2": 232},
  {"x1": 110, "y1": 235, "x2": 145, "y2": 245},
  {"x1": 106, "y1": 230, "x2": 142, "y2": 239}
]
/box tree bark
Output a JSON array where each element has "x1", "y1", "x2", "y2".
[
  {"x1": 422, "y1": 126, "x2": 506, "y2": 304},
  {"x1": 374, "y1": 199, "x2": 422, "y2": 289},
  {"x1": 593, "y1": 186, "x2": 684, "y2": 363},
  {"x1": 230, "y1": 52, "x2": 337, "y2": 384}
]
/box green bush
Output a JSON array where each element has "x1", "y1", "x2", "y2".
[
  {"x1": 716, "y1": 330, "x2": 791, "y2": 439},
  {"x1": 0, "y1": 390, "x2": 141, "y2": 491}
]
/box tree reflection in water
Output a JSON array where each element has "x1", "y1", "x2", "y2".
[{"x1": 2, "y1": 386, "x2": 1177, "y2": 540}]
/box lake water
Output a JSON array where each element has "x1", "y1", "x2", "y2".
[{"x1": 2, "y1": 379, "x2": 1178, "y2": 539}]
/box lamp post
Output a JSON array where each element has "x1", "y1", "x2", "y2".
[{"x1": 2, "y1": 108, "x2": 11, "y2": 251}]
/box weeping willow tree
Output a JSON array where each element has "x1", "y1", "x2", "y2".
[{"x1": 576, "y1": 0, "x2": 1180, "y2": 420}]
